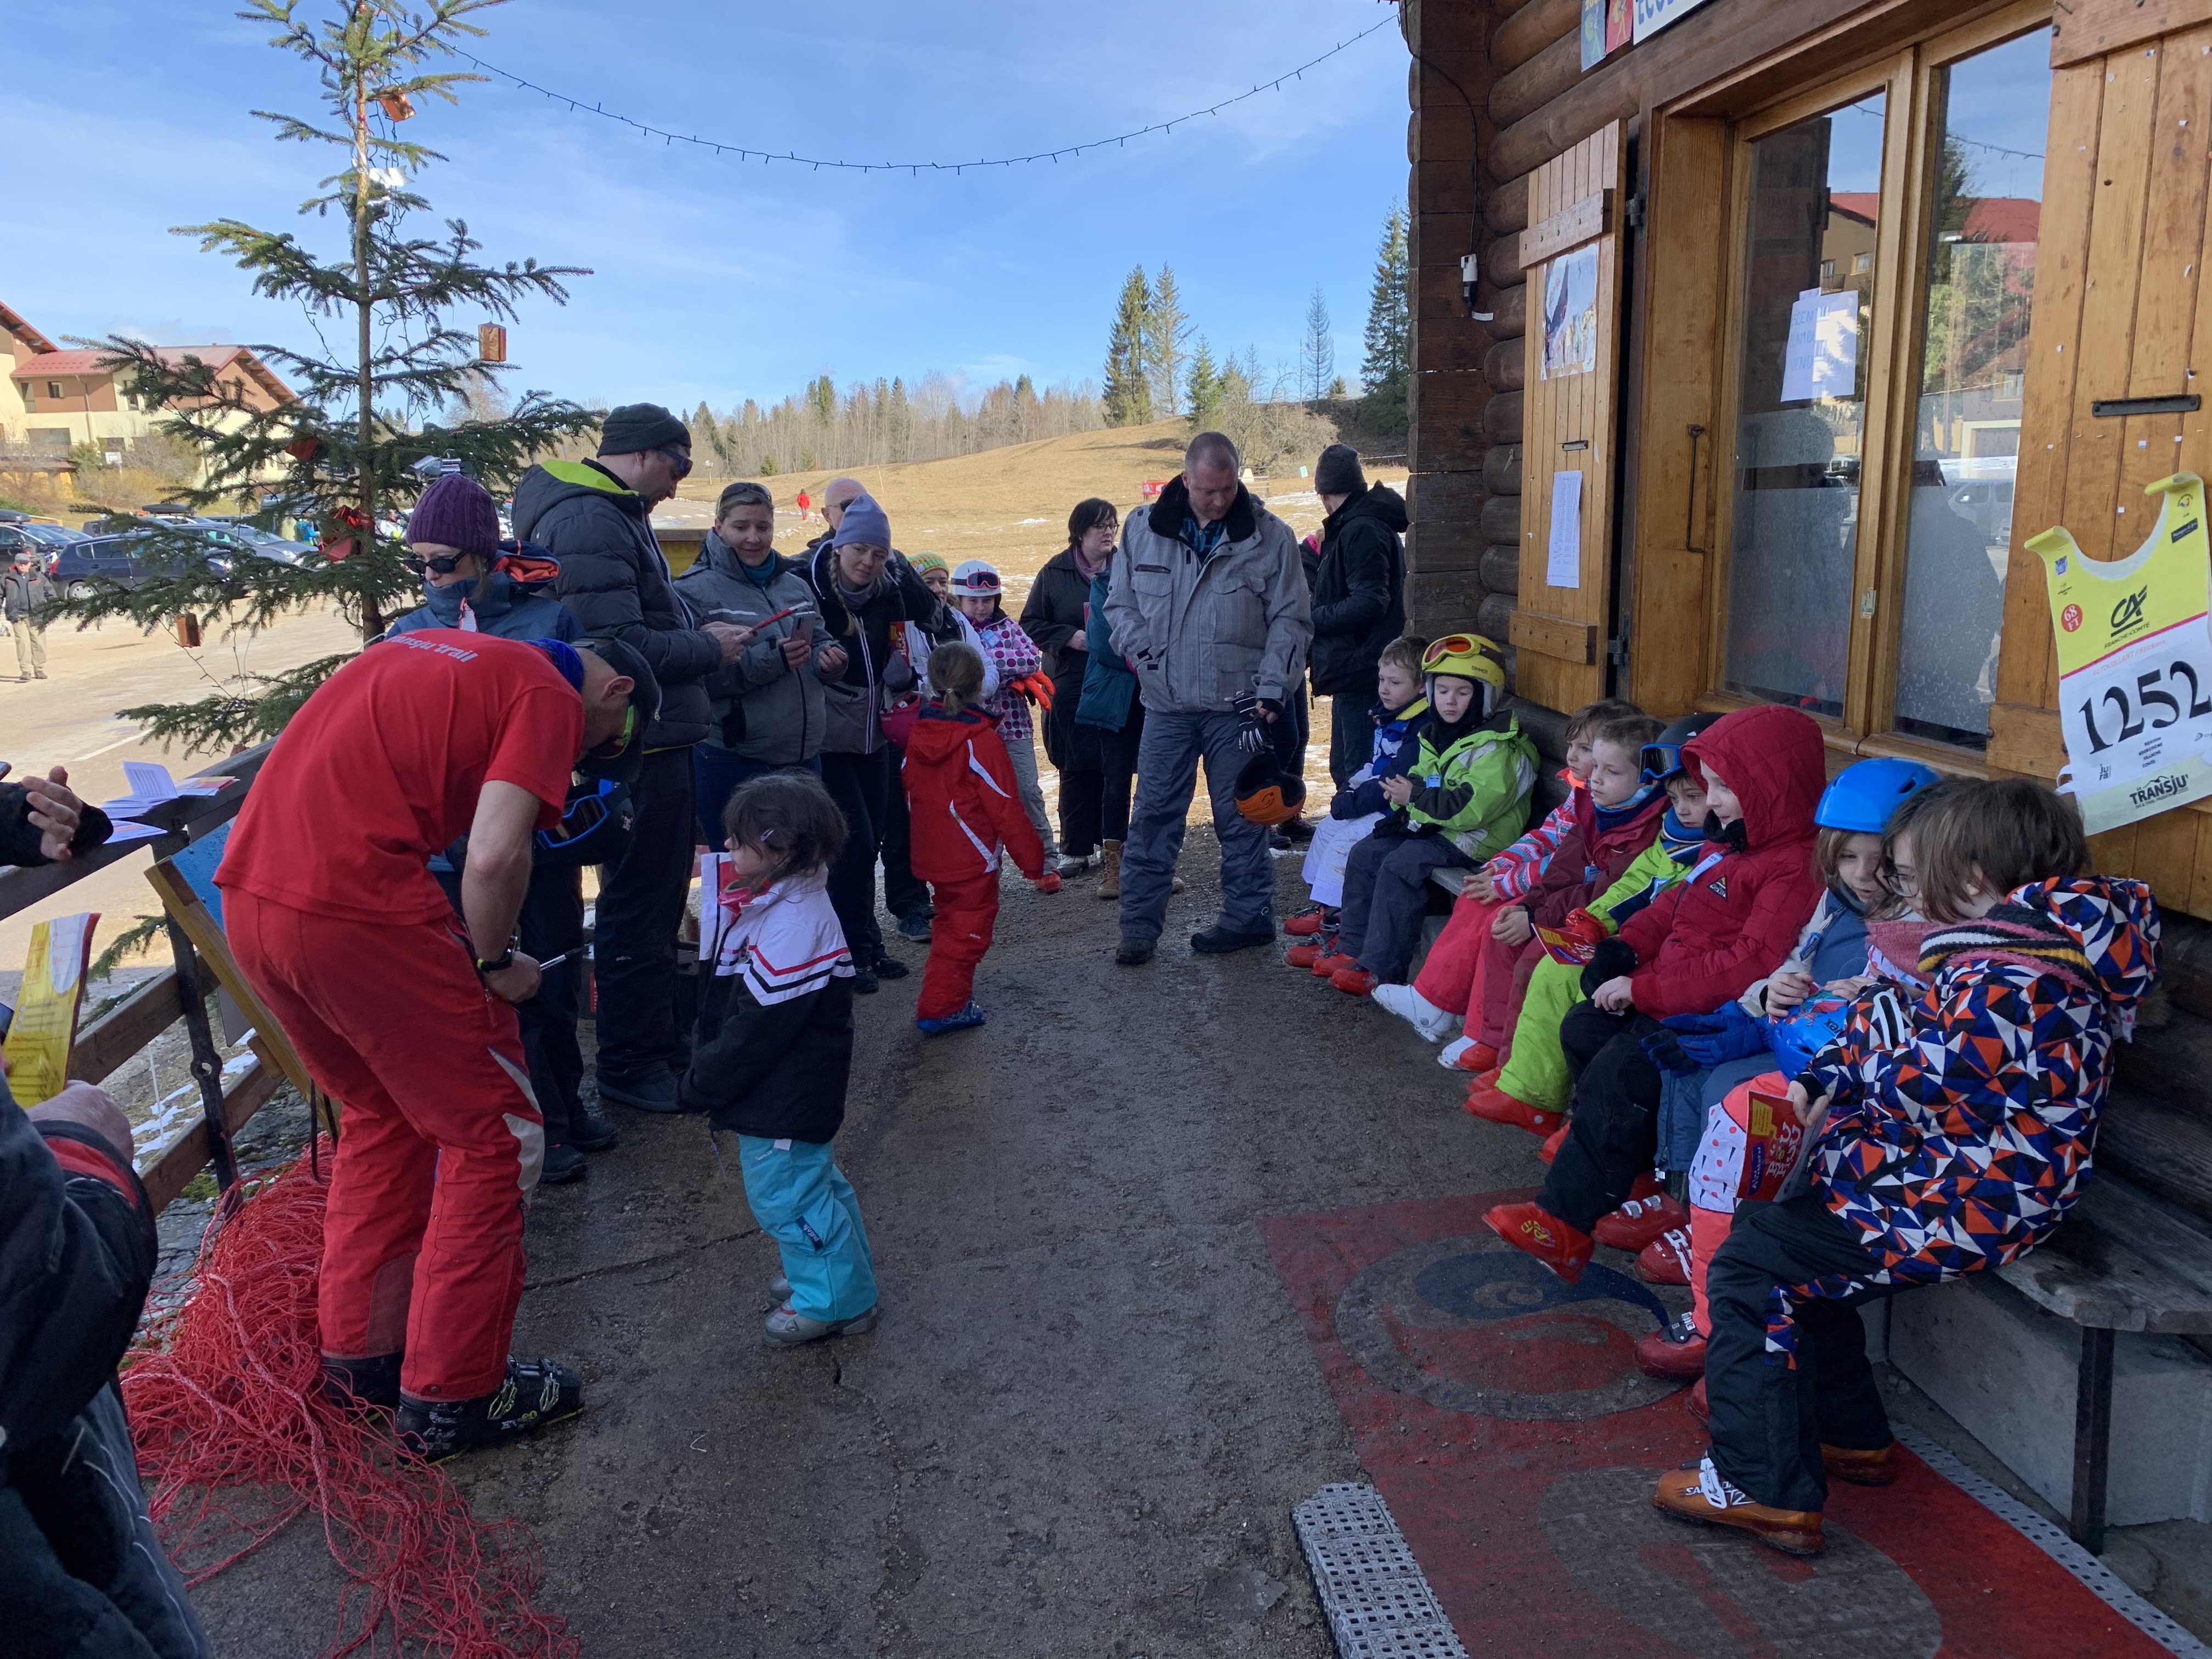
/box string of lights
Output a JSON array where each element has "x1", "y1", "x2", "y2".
[{"x1": 455, "y1": 15, "x2": 1397, "y2": 174}]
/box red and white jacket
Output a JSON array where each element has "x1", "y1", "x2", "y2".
[{"x1": 900, "y1": 702, "x2": 1047, "y2": 883}]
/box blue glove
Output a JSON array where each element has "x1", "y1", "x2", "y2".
[
  {"x1": 1640, "y1": 1028, "x2": 1699, "y2": 1076},
  {"x1": 1660, "y1": 1002, "x2": 1771, "y2": 1068}
]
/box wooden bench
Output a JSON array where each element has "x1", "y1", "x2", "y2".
[{"x1": 1995, "y1": 1173, "x2": 2212, "y2": 1552}]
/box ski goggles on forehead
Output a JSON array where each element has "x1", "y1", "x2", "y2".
[
  {"x1": 1421, "y1": 634, "x2": 1489, "y2": 669},
  {"x1": 1641, "y1": 741, "x2": 1684, "y2": 780}
]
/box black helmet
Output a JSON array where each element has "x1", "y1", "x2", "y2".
[
  {"x1": 1640, "y1": 712, "x2": 1724, "y2": 784},
  {"x1": 1233, "y1": 751, "x2": 1306, "y2": 827},
  {"x1": 573, "y1": 635, "x2": 662, "y2": 787}
]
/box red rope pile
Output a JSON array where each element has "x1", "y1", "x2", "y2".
[{"x1": 124, "y1": 1143, "x2": 577, "y2": 1658}]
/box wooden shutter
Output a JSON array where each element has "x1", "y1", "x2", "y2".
[{"x1": 1514, "y1": 120, "x2": 1627, "y2": 713}]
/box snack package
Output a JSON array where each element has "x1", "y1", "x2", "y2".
[
  {"x1": 1742, "y1": 1087, "x2": 1812, "y2": 1204},
  {"x1": 1533, "y1": 923, "x2": 1598, "y2": 967},
  {"x1": 3, "y1": 913, "x2": 99, "y2": 1108}
]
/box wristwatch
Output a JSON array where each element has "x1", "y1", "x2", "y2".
[{"x1": 475, "y1": 949, "x2": 515, "y2": 975}]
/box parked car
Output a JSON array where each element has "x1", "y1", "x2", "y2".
[
  {"x1": 50, "y1": 529, "x2": 237, "y2": 598},
  {"x1": 0, "y1": 519, "x2": 91, "y2": 572}
]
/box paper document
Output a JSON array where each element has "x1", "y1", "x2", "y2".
[
  {"x1": 2, "y1": 913, "x2": 99, "y2": 1107},
  {"x1": 1547, "y1": 471, "x2": 1584, "y2": 589},
  {"x1": 1533, "y1": 923, "x2": 1598, "y2": 966},
  {"x1": 103, "y1": 761, "x2": 230, "y2": 820},
  {"x1": 1781, "y1": 288, "x2": 1860, "y2": 403},
  {"x1": 101, "y1": 821, "x2": 167, "y2": 844}
]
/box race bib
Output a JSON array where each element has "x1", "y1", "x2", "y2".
[{"x1": 2028, "y1": 472, "x2": 2212, "y2": 833}]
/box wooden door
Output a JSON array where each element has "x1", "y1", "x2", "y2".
[{"x1": 1515, "y1": 120, "x2": 1627, "y2": 713}]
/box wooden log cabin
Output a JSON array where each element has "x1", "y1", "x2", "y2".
[{"x1": 1400, "y1": 0, "x2": 2212, "y2": 990}]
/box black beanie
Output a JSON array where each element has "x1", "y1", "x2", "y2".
[
  {"x1": 1316, "y1": 443, "x2": 1365, "y2": 496},
  {"x1": 598, "y1": 402, "x2": 691, "y2": 457}
]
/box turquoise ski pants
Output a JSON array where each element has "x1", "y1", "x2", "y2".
[{"x1": 738, "y1": 1135, "x2": 878, "y2": 1323}]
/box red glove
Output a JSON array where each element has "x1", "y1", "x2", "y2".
[
  {"x1": 1560, "y1": 908, "x2": 1609, "y2": 946},
  {"x1": 1011, "y1": 670, "x2": 1056, "y2": 709}
]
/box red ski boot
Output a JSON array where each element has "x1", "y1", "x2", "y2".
[
  {"x1": 1285, "y1": 934, "x2": 1331, "y2": 969},
  {"x1": 1310, "y1": 943, "x2": 1358, "y2": 979},
  {"x1": 1635, "y1": 1227, "x2": 1693, "y2": 1286},
  {"x1": 1635, "y1": 1311, "x2": 1706, "y2": 1379},
  {"x1": 1538, "y1": 1120, "x2": 1571, "y2": 1164},
  {"x1": 1331, "y1": 966, "x2": 1379, "y2": 996},
  {"x1": 1482, "y1": 1201, "x2": 1592, "y2": 1284},
  {"x1": 1463, "y1": 1079, "x2": 1562, "y2": 1136},
  {"x1": 1595, "y1": 1192, "x2": 1691, "y2": 1254}
]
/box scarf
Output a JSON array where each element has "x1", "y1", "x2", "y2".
[
  {"x1": 1917, "y1": 901, "x2": 2097, "y2": 1000},
  {"x1": 1827, "y1": 876, "x2": 1870, "y2": 918},
  {"x1": 1657, "y1": 806, "x2": 1705, "y2": 861},
  {"x1": 1070, "y1": 543, "x2": 1105, "y2": 582},
  {"x1": 1591, "y1": 780, "x2": 1661, "y2": 831}
]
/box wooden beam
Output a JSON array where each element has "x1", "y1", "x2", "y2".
[
  {"x1": 1485, "y1": 230, "x2": 1527, "y2": 290},
  {"x1": 1519, "y1": 189, "x2": 1615, "y2": 266},
  {"x1": 1480, "y1": 544, "x2": 1523, "y2": 593},
  {"x1": 144, "y1": 859, "x2": 318, "y2": 1103},
  {"x1": 139, "y1": 1057, "x2": 282, "y2": 1215},
  {"x1": 69, "y1": 965, "x2": 189, "y2": 1086},
  {"x1": 2053, "y1": 0, "x2": 2212, "y2": 65},
  {"x1": 1483, "y1": 338, "x2": 1527, "y2": 392},
  {"x1": 1487, "y1": 172, "x2": 1532, "y2": 237},
  {"x1": 1484, "y1": 444, "x2": 1524, "y2": 493},
  {"x1": 1494, "y1": 0, "x2": 1579, "y2": 73},
  {"x1": 1510, "y1": 609, "x2": 1600, "y2": 664},
  {"x1": 1492, "y1": 28, "x2": 1585, "y2": 129}
]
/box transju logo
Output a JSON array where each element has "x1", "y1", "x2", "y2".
[{"x1": 2109, "y1": 586, "x2": 2149, "y2": 639}]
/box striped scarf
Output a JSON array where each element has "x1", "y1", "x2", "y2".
[{"x1": 1917, "y1": 901, "x2": 2096, "y2": 1000}]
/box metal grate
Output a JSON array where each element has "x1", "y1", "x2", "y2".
[{"x1": 1293, "y1": 1485, "x2": 1468, "y2": 1659}]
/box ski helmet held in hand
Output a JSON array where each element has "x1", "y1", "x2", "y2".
[
  {"x1": 1233, "y1": 750, "x2": 1306, "y2": 826},
  {"x1": 1816, "y1": 756, "x2": 1942, "y2": 833}
]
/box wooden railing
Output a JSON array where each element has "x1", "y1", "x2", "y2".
[{"x1": 1, "y1": 744, "x2": 294, "y2": 1212}]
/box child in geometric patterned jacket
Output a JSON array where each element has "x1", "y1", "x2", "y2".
[{"x1": 1654, "y1": 776, "x2": 2162, "y2": 1555}]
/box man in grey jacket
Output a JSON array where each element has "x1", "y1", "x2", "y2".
[
  {"x1": 511, "y1": 405, "x2": 751, "y2": 1112},
  {"x1": 1104, "y1": 431, "x2": 1312, "y2": 964}
]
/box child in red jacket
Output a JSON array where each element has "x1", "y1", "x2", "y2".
[
  {"x1": 1485, "y1": 704, "x2": 1827, "y2": 1282},
  {"x1": 901, "y1": 641, "x2": 1047, "y2": 1035}
]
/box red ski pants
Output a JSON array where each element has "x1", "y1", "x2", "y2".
[
  {"x1": 1412, "y1": 891, "x2": 1537, "y2": 1047},
  {"x1": 224, "y1": 890, "x2": 544, "y2": 1401},
  {"x1": 917, "y1": 870, "x2": 1000, "y2": 1019}
]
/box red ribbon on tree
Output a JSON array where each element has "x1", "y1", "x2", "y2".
[{"x1": 324, "y1": 505, "x2": 370, "y2": 562}]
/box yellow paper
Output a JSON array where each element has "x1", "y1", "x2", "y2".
[{"x1": 3, "y1": 913, "x2": 98, "y2": 1108}]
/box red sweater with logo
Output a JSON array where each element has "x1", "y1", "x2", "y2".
[{"x1": 1616, "y1": 704, "x2": 1826, "y2": 1019}]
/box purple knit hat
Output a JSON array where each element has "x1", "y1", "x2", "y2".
[{"x1": 406, "y1": 471, "x2": 501, "y2": 554}]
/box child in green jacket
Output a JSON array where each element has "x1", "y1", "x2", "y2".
[{"x1": 1317, "y1": 636, "x2": 1537, "y2": 996}]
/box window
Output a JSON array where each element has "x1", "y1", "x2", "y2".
[
  {"x1": 1893, "y1": 29, "x2": 2050, "y2": 748},
  {"x1": 18, "y1": 381, "x2": 31, "y2": 410},
  {"x1": 46, "y1": 381, "x2": 61, "y2": 400},
  {"x1": 1708, "y1": 16, "x2": 2053, "y2": 754},
  {"x1": 1721, "y1": 92, "x2": 1887, "y2": 718}
]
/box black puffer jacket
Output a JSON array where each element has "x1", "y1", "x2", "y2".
[
  {"x1": 1308, "y1": 483, "x2": 1408, "y2": 696},
  {"x1": 511, "y1": 459, "x2": 720, "y2": 748},
  {"x1": 0, "y1": 1075, "x2": 211, "y2": 1658}
]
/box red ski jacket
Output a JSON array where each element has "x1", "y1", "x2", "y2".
[
  {"x1": 1523, "y1": 786, "x2": 1666, "y2": 928},
  {"x1": 901, "y1": 702, "x2": 1047, "y2": 884},
  {"x1": 1616, "y1": 704, "x2": 1825, "y2": 1018}
]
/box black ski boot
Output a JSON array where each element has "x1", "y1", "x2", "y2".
[
  {"x1": 321, "y1": 1352, "x2": 403, "y2": 1410},
  {"x1": 395, "y1": 1357, "x2": 584, "y2": 1462}
]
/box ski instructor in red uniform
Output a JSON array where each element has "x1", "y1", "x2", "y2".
[{"x1": 216, "y1": 627, "x2": 669, "y2": 1460}]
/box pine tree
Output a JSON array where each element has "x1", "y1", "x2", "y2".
[
  {"x1": 1300, "y1": 286, "x2": 1336, "y2": 401},
  {"x1": 55, "y1": 0, "x2": 593, "y2": 748},
  {"x1": 888, "y1": 376, "x2": 911, "y2": 461},
  {"x1": 1362, "y1": 204, "x2": 1412, "y2": 438},
  {"x1": 1186, "y1": 337, "x2": 1223, "y2": 430},
  {"x1": 1102, "y1": 267, "x2": 1154, "y2": 426},
  {"x1": 1145, "y1": 264, "x2": 1190, "y2": 419}
]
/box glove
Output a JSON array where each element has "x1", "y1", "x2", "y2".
[
  {"x1": 1009, "y1": 670, "x2": 1056, "y2": 709},
  {"x1": 1578, "y1": 937, "x2": 1637, "y2": 998},
  {"x1": 1233, "y1": 692, "x2": 1272, "y2": 755},
  {"x1": 1559, "y1": 908, "x2": 1609, "y2": 947},
  {"x1": 1640, "y1": 1028, "x2": 1699, "y2": 1076},
  {"x1": 1660, "y1": 1003, "x2": 1771, "y2": 1068}
]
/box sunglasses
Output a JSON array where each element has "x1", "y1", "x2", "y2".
[
  {"x1": 656, "y1": 445, "x2": 693, "y2": 482},
  {"x1": 403, "y1": 550, "x2": 471, "y2": 575}
]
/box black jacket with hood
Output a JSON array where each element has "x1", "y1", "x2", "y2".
[
  {"x1": 802, "y1": 542, "x2": 957, "y2": 754},
  {"x1": 1308, "y1": 482, "x2": 1407, "y2": 696},
  {"x1": 511, "y1": 459, "x2": 720, "y2": 748}
]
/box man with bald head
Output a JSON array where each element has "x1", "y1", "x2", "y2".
[
  {"x1": 807, "y1": 477, "x2": 867, "y2": 555},
  {"x1": 1104, "y1": 431, "x2": 1312, "y2": 965},
  {"x1": 217, "y1": 629, "x2": 676, "y2": 1460}
]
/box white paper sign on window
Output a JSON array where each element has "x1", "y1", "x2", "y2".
[
  {"x1": 1548, "y1": 471, "x2": 1583, "y2": 590},
  {"x1": 1781, "y1": 288, "x2": 1860, "y2": 403}
]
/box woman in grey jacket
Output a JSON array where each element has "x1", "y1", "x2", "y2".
[{"x1": 674, "y1": 482, "x2": 848, "y2": 838}]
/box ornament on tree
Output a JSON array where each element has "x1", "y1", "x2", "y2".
[{"x1": 323, "y1": 505, "x2": 370, "y2": 562}]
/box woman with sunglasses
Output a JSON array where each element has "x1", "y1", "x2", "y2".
[{"x1": 388, "y1": 471, "x2": 612, "y2": 1185}]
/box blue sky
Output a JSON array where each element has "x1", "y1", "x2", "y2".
[{"x1": 4, "y1": 0, "x2": 1410, "y2": 415}]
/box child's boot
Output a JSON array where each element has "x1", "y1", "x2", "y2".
[
  {"x1": 1285, "y1": 933, "x2": 1333, "y2": 969},
  {"x1": 1437, "y1": 1036, "x2": 1498, "y2": 1073},
  {"x1": 1595, "y1": 1191, "x2": 1691, "y2": 1254},
  {"x1": 764, "y1": 1303, "x2": 879, "y2": 1346},
  {"x1": 1652, "y1": 1460, "x2": 1824, "y2": 1556},
  {"x1": 1372, "y1": 982, "x2": 1458, "y2": 1042},
  {"x1": 1097, "y1": 840, "x2": 1121, "y2": 900},
  {"x1": 1635, "y1": 1310, "x2": 1706, "y2": 1378},
  {"x1": 916, "y1": 1001, "x2": 988, "y2": 1037},
  {"x1": 1689, "y1": 1375, "x2": 1709, "y2": 1424},
  {"x1": 1820, "y1": 1443, "x2": 1899, "y2": 1487},
  {"x1": 1310, "y1": 941, "x2": 1359, "y2": 978},
  {"x1": 1463, "y1": 1079, "x2": 1562, "y2": 1136},
  {"x1": 1538, "y1": 1120, "x2": 1571, "y2": 1163},
  {"x1": 1635, "y1": 1227, "x2": 1693, "y2": 1285},
  {"x1": 1481, "y1": 1200, "x2": 1592, "y2": 1283},
  {"x1": 1283, "y1": 902, "x2": 1333, "y2": 936}
]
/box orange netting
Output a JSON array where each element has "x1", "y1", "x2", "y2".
[{"x1": 123, "y1": 1143, "x2": 577, "y2": 1658}]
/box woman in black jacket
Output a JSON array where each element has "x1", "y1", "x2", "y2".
[
  {"x1": 1019, "y1": 498, "x2": 1119, "y2": 875},
  {"x1": 1310, "y1": 445, "x2": 1408, "y2": 787}
]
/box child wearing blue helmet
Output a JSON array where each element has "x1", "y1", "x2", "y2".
[{"x1": 1632, "y1": 757, "x2": 1943, "y2": 1380}]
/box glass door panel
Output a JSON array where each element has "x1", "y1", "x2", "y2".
[
  {"x1": 1892, "y1": 29, "x2": 2052, "y2": 748},
  {"x1": 1723, "y1": 94, "x2": 1888, "y2": 716}
]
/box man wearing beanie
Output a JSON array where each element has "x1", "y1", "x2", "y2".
[
  {"x1": 512, "y1": 404, "x2": 753, "y2": 1113},
  {"x1": 1308, "y1": 442, "x2": 1407, "y2": 787}
]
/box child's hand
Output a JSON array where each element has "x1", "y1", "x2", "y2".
[
  {"x1": 1380, "y1": 775, "x2": 1414, "y2": 806},
  {"x1": 1765, "y1": 969, "x2": 1815, "y2": 1012},
  {"x1": 1822, "y1": 973, "x2": 1876, "y2": 996},
  {"x1": 1785, "y1": 1077, "x2": 1831, "y2": 1127},
  {"x1": 1592, "y1": 974, "x2": 1636, "y2": 1012},
  {"x1": 1491, "y1": 907, "x2": 1533, "y2": 947},
  {"x1": 1465, "y1": 866, "x2": 1497, "y2": 902}
]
